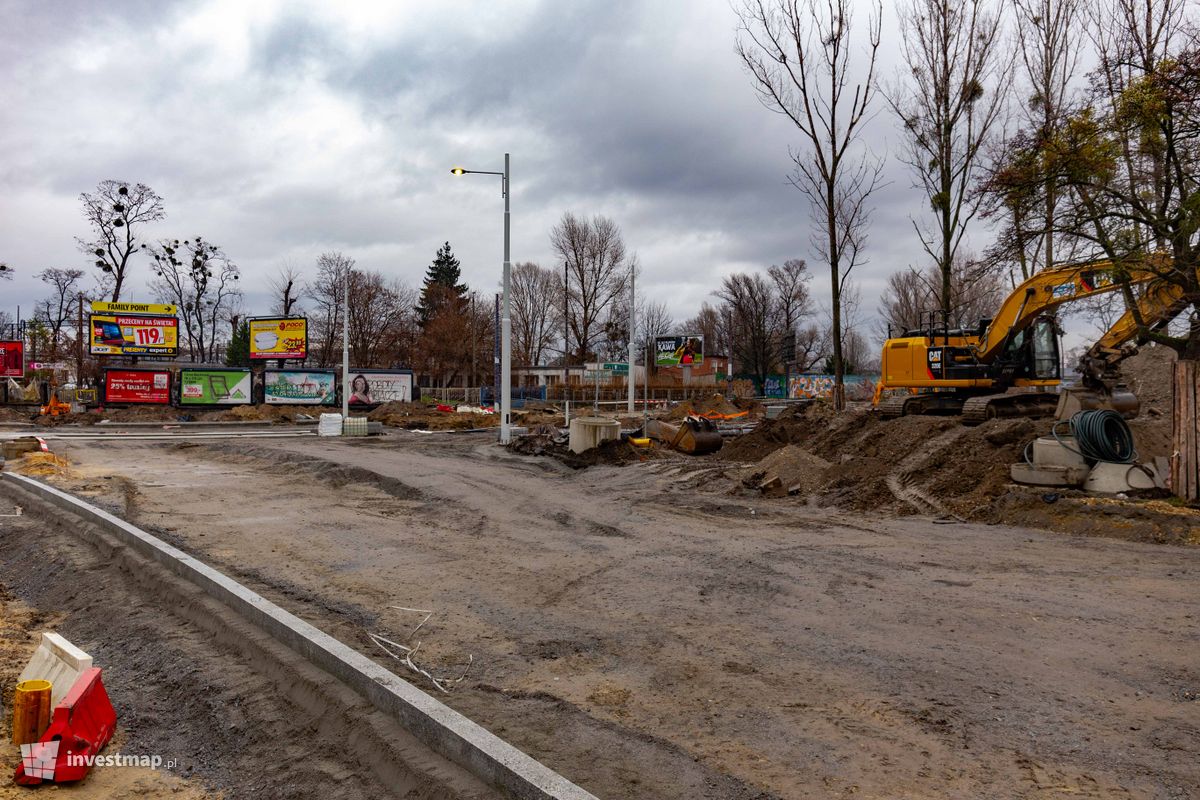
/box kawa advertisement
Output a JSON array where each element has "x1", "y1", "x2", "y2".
[
  {"x1": 103, "y1": 369, "x2": 171, "y2": 404},
  {"x1": 90, "y1": 314, "x2": 179, "y2": 356},
  {"x1": 249, "y1": 318, "x2": 307, "y2": 360},
  {"x1": 0, "y1": 340, "x2": 23, "y2": 378},
  {"x1": 263, "y1": 370, "x2": 335, "y2": 405},
  {"x1": 654, "y1": 335, "x2": 704, "y2": 367},
  {"x1": 347, "y1": 370, "x2": 414, "y2": 406},
  {"x1": 179, "y1": 369, "x2": 253, "y2": 405}
]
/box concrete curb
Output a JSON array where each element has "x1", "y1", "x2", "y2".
[{"x1": 2, "y1": 472, "x2": 598, "y2": 800}]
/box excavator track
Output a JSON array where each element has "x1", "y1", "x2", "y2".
[
  {"x1": 961, "y1": 392, "x2": 1059, "y2": 425},
  {"x1": 879, "y1": 393, "x2": 965, "y2": 419},
  {"x1": 879, "y1": 395, "x2": 913, "y2": 419}
]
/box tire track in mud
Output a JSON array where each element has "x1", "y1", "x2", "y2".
[{"x1": 885, "y1": 428, "x2": 966, "y2": 514}]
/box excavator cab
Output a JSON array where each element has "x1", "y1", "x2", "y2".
[{"x1": 995, "y1": 316, "x2": 1061, "y2": 383}]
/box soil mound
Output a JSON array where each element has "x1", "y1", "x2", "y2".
[
  {"x1": 508, "y1": 433, "x2": 659, "y2": 469},
  {"x1": 741, "y1": 445, "x2": 831, "y2": 495},
  {"x1": 1121, "y1": 344, "x2": 1176, "y2": 459}
]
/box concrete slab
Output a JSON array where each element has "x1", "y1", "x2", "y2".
[
  {"x1": 18, "y1": 631, "x2": 93, "y2": 708},
  {"x1": 1084, "y1": 461, "x2": 1165, "y2": 493}
]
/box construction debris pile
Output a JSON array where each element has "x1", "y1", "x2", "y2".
[
  {"x1": 508, "y1": 426, "x2": 660, "y2": 469},
  {"x1": 717, "y1": 350, "x2": 1196, "y2": 543}
]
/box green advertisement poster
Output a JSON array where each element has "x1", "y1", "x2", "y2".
[
  {"x1": 263, "y1": 371, "x2": 336, "y2": 405},
  {"x1": 179, "y1": 369, "x2": 253, "y2": 405}
]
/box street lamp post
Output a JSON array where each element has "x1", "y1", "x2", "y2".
[
  {"x1": 451, "y1": 155, "x2": 513, "y2": 444},
  {"x1": 342, "y1": 263, "x2": 350, "y2": 423}
]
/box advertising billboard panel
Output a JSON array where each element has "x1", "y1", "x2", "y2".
[
  {"x1": 654, "y1": 335, "x2": 704, "y2": 367},
  {"x1": 347, "y1": 370, "x2": 414, "y2": 406},
  {"x1": 103, "y1": 369, "x2": 171, "y2": 404},
  {"x1": 0, "y1": 340, "x2": 23, "y2": 378},
  {"x1": 90, "y1": 314, "x2": 178, "y2": 356},
  {"x1": 249, "y1": 318, "x2": 307, "y2": 360},
  {"x1": 90, "y1": 301, "x2": 178, "y2": 316},
  {"x1": 179, "y1": 368, "x2": 253, "y2": 405},
  {"x1": 263, "y1": 370, "x2": 335, "y2": 405}
]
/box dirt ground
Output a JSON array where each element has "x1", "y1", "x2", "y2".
[
  {"x1": 10, "y1": 432, "x2": 1197, "y2": 799},
  {"x1": 0, "y1": 476, "x2": 497, "y2": 799},
  {"x1": 0, "y1": 552, "x2": 218, "y2": 799}
]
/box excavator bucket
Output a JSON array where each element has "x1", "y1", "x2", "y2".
[
  {"x1": 1055, "y1": 385, "x2": 1140, "y2": 421},
  {"x1": 644, "y1": 417, "x2": 723, "y2": 455}
]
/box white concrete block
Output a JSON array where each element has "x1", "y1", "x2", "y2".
[
  {"x1": 1032, "y1": 436, "x2": 1089, "y2": 469},
  {"x1": 1084, "y1": 461, "x2": 1164, "y2": 494},
  {"x1": 568, "y1": 417, "x2": 620, "y2": 454},
  {"x1": 18, "y1": 632, "x2": 92, "y2": 708}
]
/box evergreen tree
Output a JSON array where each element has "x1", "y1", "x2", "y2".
[
  {"x1": 416, "y1": 242, "x2": 467, "y2": 327},
  {"x1": 225, "y1": 319, "x2": 250, "y2": 366}
]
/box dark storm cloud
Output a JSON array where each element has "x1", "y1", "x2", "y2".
[{"x1": 0, "y1": 0, "x2": 934, "y2": 341}]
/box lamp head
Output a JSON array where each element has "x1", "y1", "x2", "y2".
[{"x1": 450, "y1": 167, "x2": 466, "y2": 176}]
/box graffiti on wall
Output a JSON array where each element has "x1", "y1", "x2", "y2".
[{"x1": 788, "y1": 374, "x2": 877, "y2": 401}]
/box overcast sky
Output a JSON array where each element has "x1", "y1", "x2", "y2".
[{"x1": 1, "y1": 0, "x2": 1071, "y2": 347}]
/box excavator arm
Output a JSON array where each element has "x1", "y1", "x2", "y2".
[{"x1": 975, "y1": 253, "x2": 1172, "y2": 363}]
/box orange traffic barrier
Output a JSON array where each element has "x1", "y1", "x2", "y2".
[
  {"x1": 14, "y1": 668, "x2": 117, "y2": 785},
  {"x1": 11, "y1": 679, "x2": 52, "y2": 745},
  {"x1": 700, "y1": 410, "x2": 749, "y2": 420}
]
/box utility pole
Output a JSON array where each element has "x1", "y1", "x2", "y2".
[
  {"x1": 500, "y1": 153, "x2": 512, "y2": 443},
  {"x1": 341, "y1": 264, "x2": 350, "y2": 422},
  {"x1": 627, "y1": 265, "x2": 635, "y2": 414},
  {"x1": 75, "y1": 292, "x2": 84, "y2": 386}
]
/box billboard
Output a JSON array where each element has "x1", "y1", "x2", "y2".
[
  {"x1": 654, "y1": 335, "x2": 704, "y2": 367},
  {"x1": 90, "y1": 314, "x2": 178, "y2": 356},
  {"x1": 91, "y1": 300, "x2": 177, "y2": 316},
  {"x1": 249, "y1": 317, "x2": 307, "y2": 360},
  {"x1": 0, "y1": 340, "x2": 23, "y2": 378},
  {"x1": 179, "y1": 368, "x2": 253, "y2": 406},
  {"x1": 263, "y1": 370, "x2": 335, "y2": 405},
  {"x1": 347, "y1": 370, "x2": 414, "y2": 406},
  {"x1": 103, "y1": 368, "x2": 171, "y2": 404}
]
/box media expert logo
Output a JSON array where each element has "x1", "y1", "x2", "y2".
[{"x1": 20, "y1": 741, "x2": 58, "y2": 780}]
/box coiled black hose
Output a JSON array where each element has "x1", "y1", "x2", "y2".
[{"x1": 1053, "y1": 409, "x2": 1138, "y2": 464}]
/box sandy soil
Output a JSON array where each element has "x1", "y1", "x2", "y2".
[
  {"x1": 0, "y1": 483, "x2": 494, "y2": 800},
  {"x1": 0, "y1": 572, "x2": 219, "y2": 799},
  {"x1": 19, "y1": 433, "x2": 1199, "y2": 799}
]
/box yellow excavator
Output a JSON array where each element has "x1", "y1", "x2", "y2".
[{"x1": 876, "y1": 253, "x2": 1184, "y2": 422}]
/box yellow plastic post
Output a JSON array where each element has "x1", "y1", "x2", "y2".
[{"x1": 11, "y1": 679, "x2": 52, "y2": 745}]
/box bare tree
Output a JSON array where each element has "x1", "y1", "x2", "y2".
[
  {"x1": 876, "y1": 254, "x2": 1006, "y2": 336},
  {"x1": 716, "y1": 271, "x2": 781, "y2": 383},
  {"x1": 510, "y1": 261, "x2": 563, "y2": 367},
  {"x1": 1015, "y1": 0, "x2": 1083, "y2": 274},
  {"x1": 0, "y1": 262, "x2": 11, "y2": 281},
  {"x1": 35, "y1": 268, "x2": 85, "y2": 360},
  {"x1": 768, "y1": 258, "x2": 814, "y2": 334},
  {"x1": 148, "y1": 238, "x2": 242, "y2": 362},
  {"x1": 638, "y1": 300, "x2": 674, "y2": 353},
  {"x1": 737, "y1": 0, "x2": 884, "y2": 408},
  {"x1": 683, "y1": 303, "x2": 726, "y2": 357},
  {"x1": 268, "y1": 262, "x2": 304, "y2": 316},
  {"x1": 888, "y1": 0, "x2": 1007, "y2": 326},
  {"x1": 305, "y1": 252, "x2": 354, "y2": 367},
  {"x1": 78, "y1": 180, "x2": 165, "y2": 302},
  {"x1": 551, "y1": 213, "x2": 631, "y2": 362},
  {"x1": 346, "y1": 271, "x2": 413, "y2": 367}
]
